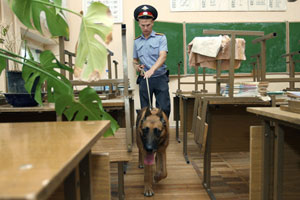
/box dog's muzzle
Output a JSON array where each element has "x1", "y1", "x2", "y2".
[{"x1": 142, "y1": 127, "x2": 161, "y2": 165}]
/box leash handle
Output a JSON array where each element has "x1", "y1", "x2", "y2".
[{"x1": 141, "y1": 69, "x2": 152, "y2": 110}]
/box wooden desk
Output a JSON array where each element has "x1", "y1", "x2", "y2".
[
  {"x1": 173, "y1": 92, "x2": 198, "y2": 165},
  {"x1": 247, "y1": 107, "x2": 300, "y2": 200},
  {"x1": 173, "y1": 92, "x2": 219, "y2": 164},
  {"x1": 173, "y1": 92, "x2": 195, "y2": 140},
  {"x1": 0, "y1": 120, "x2": 110, "y2": 200},
  {"x1": 101, "y1": 98, "x2": 134, "y2": 129},
  {"x1": 0, "y1": 97, "x2": 135, "y2": 151},
  {"x1": 0, "y1": 98, "x2": 134, "y2": 127},
  {"x1": 0, "y1": 103, "x2": 58, "y2": 122},
  {"x1": 198, "y1": 97, "x2": 270, "y2": 200}
]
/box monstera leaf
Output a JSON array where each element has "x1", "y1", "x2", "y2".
[
  {"x1": 75, "y1": 2, "x2": 113, "y2": 81},
  {"x1": 56, "y1": 87, "x2": 119, "y2": 137},
  {"x1": 0, "y1": 55, "x2": 6, "y2": 74},
  {"x1": 0, "y1": 49, "x2": 118, "y2": 137},
  {"x1": 22, "y1": 50, "x2": 73, "y2": 105},
  {"x1": 1, "y1": 1, "x2": 118, "y2": 137},
  {"x1": 7, "y1": 0, "x2": 69, "y2": 38}
]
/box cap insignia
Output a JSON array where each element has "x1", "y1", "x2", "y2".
[{"x1": 142, "y1": 6, "x2": 149, "y2": 10}]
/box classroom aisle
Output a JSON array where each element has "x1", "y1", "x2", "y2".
[{"x1": 110, "y1": 129, "x2": 250, "y2": 200}]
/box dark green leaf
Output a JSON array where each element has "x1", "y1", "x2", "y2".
[
  {"x1": 54, "y1": 93, "x2": 73, "y2": 116},
  {"x1": 62, "y1": 87, "x2": 103, "y2": 121},
  {"x1": 59, "y1": 87, "x2": 119, "y2": 135},
  {"x1": 0, "y1": 55, "x2": 6, "y2": 75},
  {"x1": 101, "y1": 112, "x2": 119, "y2": 137},
  {"x1": 22, "y1": 50, "x2": 73, "y2": 105},
  {"x1": 9, "y1": 0, "x2": 69, "y2": 38},
  {"x1": 9, "y1": 0, "x2": 33, "y2": 29}
]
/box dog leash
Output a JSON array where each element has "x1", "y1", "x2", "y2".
[{"x1": 141, "y1": 69, "x2": 153, "y2": 110}]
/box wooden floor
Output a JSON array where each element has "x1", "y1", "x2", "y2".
[{"x1": 109, "y1": 128, "x2": 250, "y2": 200}]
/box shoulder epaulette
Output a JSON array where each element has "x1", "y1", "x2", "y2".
[
  {"x1": 155, "y1": 33, "x2": 164, "y2": 36},
  {"x1": 135, "y1": 35, "x2": 142, "y2": 40}
]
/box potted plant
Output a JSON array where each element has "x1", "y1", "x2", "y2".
[
  {"x1": 0, "y1": 23, "x2": 40, "y2": 106},
  {"x1": 0, "y1": 0, "x2": 118, "y2": 136}
]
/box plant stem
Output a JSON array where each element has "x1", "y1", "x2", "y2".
[
  {"x1": 0, "y1": 52, "x2": 72, "y2": 92},
  {"x1": 32, "y1": 0, "x2": 82, "y2": 17},
  {"x1": 0, "y1": 48, "x2": 39, "y2": 65}
]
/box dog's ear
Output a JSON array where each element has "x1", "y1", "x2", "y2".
[
  {"x1": 157, "y1": 109, "x2": 167, "y2": 127},
  {"x1": 146, "y1": 107, "x2": 152, "y2": 116},
  {"x1": 137, "y1": 108, "x2": 148, "y2": 128},
  {"x1": 144, "y1": 107, "x2": 152, "y2": 119},
  {"x1": 140, "y1": 107, "x2": 152, "y2": 126},
  {"x1": 136, "y1": 109, "x2": 141, "y2": 115}
]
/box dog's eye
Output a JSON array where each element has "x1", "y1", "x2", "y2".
[
  {"x1": 142, "y1": 127, "x2": 149, "y2": 137},
  {"x1": 142, "y1": 127, "x2": 149, "y2": 133},
  {"x1": 153, "y1": 128, "x2": 161, "y2": 137},
  {"x1": 141, "y1": 127, "x2": 149, "y2": 139}
]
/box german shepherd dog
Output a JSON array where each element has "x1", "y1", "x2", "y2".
[{"x1": 136, "y1": 107, "x2": 169, "y2": 197}]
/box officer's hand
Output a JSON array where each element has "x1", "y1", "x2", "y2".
[
  {"x1": 138, "y1": 65, "x2": 145, "y2": 76},
  {"x1": 135, "y1": 64, "x2": 143, "y2": 71},
  {"x1": 144, "y1": 68, "x2": 154, "y2": 79},
  {"x1": 133, "y1": 62, "x2": 143, "y2": 72}
]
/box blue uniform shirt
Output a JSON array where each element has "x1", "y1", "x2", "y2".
[{"x1": 133, "y1": 31, "x2": 168, "y2": 77}]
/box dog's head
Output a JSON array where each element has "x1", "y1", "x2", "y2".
[{"x1": 137, "y1": 107, "x2": 169, "y2": 165}]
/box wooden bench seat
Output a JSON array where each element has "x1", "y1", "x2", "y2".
[{"x1": 92, "y1": 128, "x2": 132, "y2": 200}]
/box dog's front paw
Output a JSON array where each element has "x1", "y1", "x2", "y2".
[{"x1": 144, "y1": 187, "x2": 154, "y2": 197}]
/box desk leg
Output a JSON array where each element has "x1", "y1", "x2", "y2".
[
  {"x1": 125, "y1": 96, "x2": 133, "y2": 152},
  {"x1": 202, "y1": 108, "x2": 216, "y2": 200},
  {"x1": 79, "y1": 152, "x2": 93, "y2": 200},
  {"x1": 273, "y1": 123, "x2": 284, "y2": 200},
  {"x1": 118, "y1": 162, "x2": 125, "y2": 200},
  {"x1": 174, "y1": 95, "x2": 181, "y2": 143},
  {"x1": 262, "y1": 120, "x2": 275, "y2": 200},
  {"x1": 200, "y1": 100, "x2": 208, "y2": 150},
  {"x1": 183, "y1": 97, "x2": 190, "y2": 164},
  {"x1": 63, "y1": 152, "x2": 93, "y2": 200},
  {"x1": 64, "y1": 169, "x2": 79, "y2": 200}
]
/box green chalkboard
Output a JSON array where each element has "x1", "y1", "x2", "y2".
[
  {"x1": 134, "y1": 21, "x2": 184, "y2": 75},
  {"x1": 186, "y1": 22, "x2": 287, "y2": 74},
  {"x1": 289, "y1": 22, "x2": 300, "y2": 72}
]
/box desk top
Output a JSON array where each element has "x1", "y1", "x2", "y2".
[
  {"x1": 0, "y1": 103, "x2": 56, "y2": 112},
  {"x1": 247, "y1": 107, "x2": 300, "y2": 125},
  {"x1": 0, "y1": 98, "x2": 126, "y2": 113},
  {"x1": 173, "y1": 93, "x2": 270, "y2": 105},
  {"x1": 102, "y1": 98, "x2": 125, "y2": 107},
  {"x1": 197, "y1": 96, "x2": 270, "y2": 105},
  {"x1": 0, "y1": 120, "x2": 110, "y2": 200},
  {"x1": 173, "y1": 91, "x2": 220, "y2": 99}
]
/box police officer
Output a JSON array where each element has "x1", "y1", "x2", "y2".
[{"x1": 133, "y1": 4, "x2": 171, "y2": 118}]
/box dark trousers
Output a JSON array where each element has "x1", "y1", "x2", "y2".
[{"x1": 138, "y1": 74, "x2": 171, "y2": 118}]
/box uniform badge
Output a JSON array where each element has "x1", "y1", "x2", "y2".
[{"x1": 142, "y1": 6, "x2": 149, "y2": 10}]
